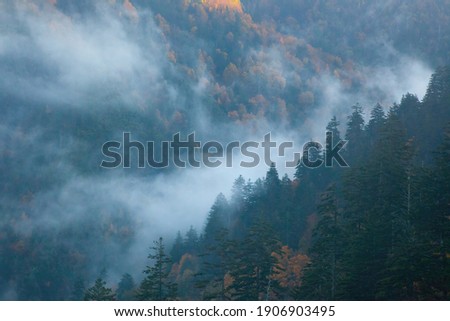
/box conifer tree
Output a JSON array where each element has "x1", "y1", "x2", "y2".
[
  {"x1": 138, "y1": 237, "x2": 177, "y2": 300},
  {"x1": 326, "y1": 115, "x2": 341, "y2": 141},
  {"x1": 117, "y1": 273, "x2": 136, "y2": 301},
  {"x1": 296, "y1": 184, "x2": 342, "y2": 300},
  {"x1": 196, "y1": 194, "x2": 233, "y2": 300},
  {"x1": 203, "y1": 193, "x2": 230, "y2": 246},
  {"x1": 184, "y1": 226, "x2": 200, "y2": 254},
  {"x1": 84, "y1": 278, "x2": 116, "y2": 301},
  {"x1": 196, "y1": 229, "x2": 233, "y2": 300},
  {"x1": 366, "y1": 103, "x2": 385, "y2": 146},
  {"x1": 170, "y1": 231, "x2": 184, "y2": 263},
  {"x1": 345, "y1": 104, "x2": 366, "y2": 165},
  {"x1": 228, "y1": 220, "x2": 282, "y2": 300}
]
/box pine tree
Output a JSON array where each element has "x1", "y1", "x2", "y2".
[
  {"x1": 280, "y1": 174, "x2": 295, "y2": 247},
  {"x1": 228, "y1": 220, "x2": 282, "y2": 300},
  {"x1": 231, "y1": 175, "x2": 246, "y2": 206},
  {"x1": 324, "y1": 115, "x2": 345, "y2": 182},
  {"x1": 397, "y1": 93, "x2": 421, "y2": 140},
  {"x1": 229, "y1": 175, "x2": 248, "y2": 236},
  {"x1": 84, "y1": 278, "x2": 116, "y2": 301},
  {"x1": 203, "y1": 193, "x2": 230, "y2": 246},
  {"x1": 345, "y1": 104, "x2": 366, "y2": 165},
  {"x1": 138, "y1": 237, "x2": 177, "y2": 300},
  {"x1": 421, "y1": 67, "x2": 450, "y2": 153},
  {"x1": 196, "y1": 228, "x2": 233, "y2": 300},
  {"x1": 296, "y1": 184, "x2": 342, "y2": 300},
  {"x1": 326, "y1": 115, "x2": 341, "y2": 141},
  {"x1": 431, "y1": 123, "x2": 450, "y2": 273},
  {"x1": 184, "y1": 226, "x2": 200, "y2": 254},
  {"x1": 423, "y1": 66, "x2": 450, "y2": 105},
  {"x1": 117, "y1": 273, "x2": 136, "y2": 301},
  {"x1": 196, "y1": 194, "x2": 233, "y2": 300},
  {"x1": 293, "y1": 142, "x2": 326, "y2": 250},
  {"x1": 366, "y1": 103, "x2": 385, "y2": 146},
  {"x1": 235, "y1": 178, "x2": 262, "y2": 234},
  {"x1": 170, "y1": 231, "x2": 184, "y2": 263},
  {"x1": 264, "y1": 163, "x2": 282, "y2": 222},
  {"x1": 265, "y1": 163, "x2": 281, "y2": 191}
]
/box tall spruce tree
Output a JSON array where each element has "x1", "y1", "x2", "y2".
[
  {"x1": 196, "y1": 228, "x2": 233, "y2": 300},
  {"x1": 228, "y1": 220, "x2": 282, "y2": 300},
  {"x1": 296, "y1": 184, "x2": 342, "y2": 300},
  {"x1": 84, "y1": 278, "x2": 116, "y2": 301},
  {"x1": 170, "y1": 231, "x2": 184, "y2": 263},
  {"x1": 184, "y1": 226, "x2": 200, "y2": 254},
  {"x1": 196, "y1": 194, "x2": 233, "y2": 300},
  {"x1": 366, "y1": 103, "x2": 385, "y2": 146},
  {"x1": 326, "y1": 115, "x2": 341, "y2": 141},
  {"x1": 138, "y1": 237, "x2": 177, "y2": 300},
  {"x1": 421, "y1": 67, "x2": 450, "y2": 154},
  {"x1": 345, "y1": 104, "x2": 366, "y2": 165},
  {"x1": 203, "y1": 193, "x2": 230, "y2": 246},
  {"x1": 117, "y1": 273, "x2": 136, "y2": 301}
]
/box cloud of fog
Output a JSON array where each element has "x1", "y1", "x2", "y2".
[
  {"x1": 362, "y1": 55, "x2": 431, "y2": 104},
  {"x1": 302, "y1": 54, "x2": 432, "y2": 141},
  {"x1": 12, "y1": 161, "x2": 272, "y2": 282},
  {"x1": 0, "y1": 1, "x2": 167, "y2": 108}
]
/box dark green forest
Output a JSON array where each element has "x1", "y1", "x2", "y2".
[
  {"x1": 136, "y1": 67, "x2": 450, "y2": 301},
  {"x1": 0, "y1": 0, "x2": 449, "y2": 300}
]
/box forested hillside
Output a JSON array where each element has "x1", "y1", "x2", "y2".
[
  {"x1": 162, "y1": 67, "x2": 450, "y2": 300},
  {"x1": 0, "y1": 0, "x2": 449, "y2": 300}
]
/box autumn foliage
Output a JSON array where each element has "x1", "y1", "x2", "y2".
[{"x1": 201, "y1": 0, "x2": 243, "y2": 13}]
